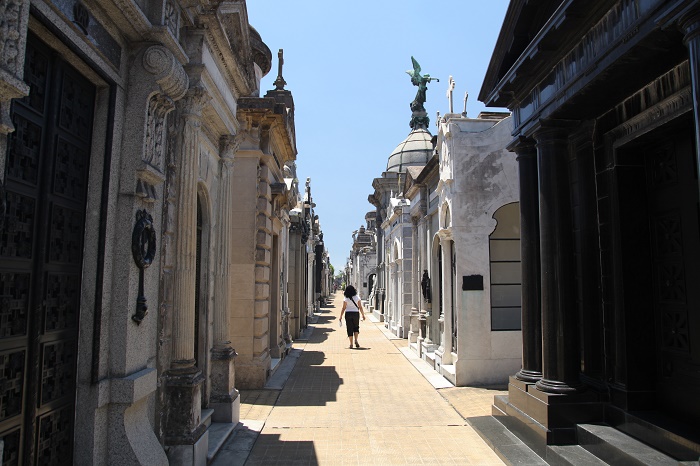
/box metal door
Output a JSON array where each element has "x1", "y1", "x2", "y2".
[
  {"x1": 0, "y1": 34, "x2": 94, "y2": 465},
  {"x1": 645, "y1": 132, "x2": 700, "y2": 421}
]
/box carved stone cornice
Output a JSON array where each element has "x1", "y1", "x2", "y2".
[
  {"x1": 110, "y1": 0, "x2": 153, "y2": 37},
  {"x1": 237, "y1": 96, "x2": 295, "y2": 161},
  {"x1": 185, "y1": 2, "x2": 258, "y2": 98},
  {"x1": 486, "y1": 0, "x2": 667, "y2": 131},
  {"x1": 607, "y1": 85, "x2": 693, "y2": 148}
]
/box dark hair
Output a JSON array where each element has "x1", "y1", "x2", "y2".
[{"x1": 343, "y1": 285, "x2": 357, "y2": 298}]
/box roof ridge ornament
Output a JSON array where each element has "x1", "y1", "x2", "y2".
[
  {"x1": 274, "y1": 49, "x2": 286, "y2": 90},
  {"x1": 406, "y1": 56, "x2": 439, "y2": 130},
  {"x1": 446, "y1": 76, "x2": 455, "y2": 113}
]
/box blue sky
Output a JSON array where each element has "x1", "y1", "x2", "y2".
[{"x1": 246, "y1": 1, "x2": 510, "y2": 272}]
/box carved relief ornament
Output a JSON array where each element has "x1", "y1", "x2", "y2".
[
  {"x1": 144, "y1": 94, "x2": 175, "y2": 169},
  {"x1": 0, "y1": 0, "x2": 28, "y2": 80},
  {"x1": 142, "y1": 45, "x2": 188, "y2": 101}
]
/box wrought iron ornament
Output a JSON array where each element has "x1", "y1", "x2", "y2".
[{"x1": 131, "y1": 209, "x2": 156, "y2": 324}]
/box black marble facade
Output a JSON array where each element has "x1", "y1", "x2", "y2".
[{"x1": 479, "y1": 0, "x2": 700, "y2": 459}]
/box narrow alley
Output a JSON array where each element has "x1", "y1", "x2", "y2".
[{"x1": 211, "y1": 292, "x2": 507, "y2": 465}]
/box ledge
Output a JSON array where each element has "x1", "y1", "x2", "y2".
[{"x1": 110, "y1": 367, "x2": 158, "y2": 405}]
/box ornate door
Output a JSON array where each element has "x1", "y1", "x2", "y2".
[
  {"x1": 0, "y1": 34, "x2": 94, "y2": 465},
  {"x1": 645, "y1": 131, "x2": 700, "y2": 421}
]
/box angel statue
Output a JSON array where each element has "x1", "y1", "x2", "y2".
[{"x1": 406, "y1": 56, "x2": 439, "y2": 113}]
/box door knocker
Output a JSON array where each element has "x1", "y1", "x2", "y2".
[{"x1": 131, "y1": 209, "x2": 156, "y2": 324}]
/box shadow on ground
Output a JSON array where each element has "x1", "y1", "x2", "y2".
[
  {"x1": 245, "y1": 433, "x2": 318, "y2": 465},
  {"x1": 300, "y1": 326, "x2": 335, "y2": 343},
  {"x1": 314, "y1": 314, "x2": 337, "y2": 325},
  {"x1": 274, "y1": 350, "x2": 343, "y2": 406}
]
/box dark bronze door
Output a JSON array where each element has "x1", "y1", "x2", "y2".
[
  {"x1": 645, "y1": 131, "x2": 700, "y2": 421},
  {"x1": 0, "y1": 34, "x2": 94, "y2": 465}
]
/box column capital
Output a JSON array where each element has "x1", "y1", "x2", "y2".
[
  {"x1": 180, "y1": 86, "x2": 210, "y2": 118},
  {"x1": 658, "y1": 0, "x2": 700, "y2": 45},
  {"x1": 675, "y1": 5, "x2": 700, "y2": 44},
  {"x1": 437, "y1": 228, "x2": 453, "y2": 242},
  {"x1": 531, "y1": 119, "x2": 578, "y2": 143},
  {"x1": 507, "y1": 136, "x2": 537, "y2": 158},
  {"x1": 220, "y1": 134, "x2": 241, "y2": 163}
]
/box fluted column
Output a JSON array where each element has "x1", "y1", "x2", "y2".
[
  {"x1": 214, "y1": 136, "x2": 237, "y2": 350},
  {"x1": 511, "y1": 137, "x2": 543, "y2": 383},
  {"x1": 213, "y1": 135, "x2": 236, "y2": 351},
  {"x1": 170, "y1": 87, "x2": 208, "y2": 371},
  {"x1": 533, "y1": 124, "x2": 582, "y2": 394},
  {"x1": 210, "y1": 135, "x2": 239, "y2": 423},
  {"x1": 164, "y1": 87, "x2": 209, "y2": 456}
]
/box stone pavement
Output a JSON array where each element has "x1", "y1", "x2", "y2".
[{"x1": 211, "y1": 292, "x2": 507, "y2": 465}]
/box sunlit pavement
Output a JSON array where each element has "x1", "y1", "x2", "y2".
[{"x1": 212, "y1": 291, "x2": 506, "y2": 465}]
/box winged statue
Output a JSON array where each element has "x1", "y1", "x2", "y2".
[{"x1": 406, "y1": 56, "x2": 439, "y2": 113}]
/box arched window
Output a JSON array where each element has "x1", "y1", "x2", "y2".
[{"x1": 489, "y1": 203, "x2": 521, "y2": 330}]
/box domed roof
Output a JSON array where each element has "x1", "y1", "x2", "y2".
[{"x1": 386, "y1": 128, "x2": 433, "y2": 173}]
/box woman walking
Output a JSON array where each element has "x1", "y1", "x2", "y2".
[{"x1": 339, "y1": 285, "x2": 366, "y2": 348}]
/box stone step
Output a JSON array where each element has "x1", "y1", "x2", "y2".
[
  {"x1": 577, "y1": 424, "x2": 678, "y2": 466},
  {"x1": 469, "y1": 415, "x2": 548, "y2": 465},
  {"x1": 547, "y1": 445, "x2": 610, "y2": 466},
  {"x1": 202, "y1": 408, "x2": 214, "y2": 428},
  {"x1": 206, "y1": 422, "x2": 237, "y2": 464},
  {"x1": 606, "y1": 407, "x2": 700, "y2": 461}
]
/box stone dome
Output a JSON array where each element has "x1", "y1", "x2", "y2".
[{"x1": 386, "y1": 128, "x2": 433, "y2": 173}]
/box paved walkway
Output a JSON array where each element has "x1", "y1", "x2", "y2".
[{"x1": 212, "y1": 291, "x2": 507, "y2": 465}]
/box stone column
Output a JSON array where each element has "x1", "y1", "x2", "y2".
[
  {"x1": 418, "y1": 192, "x2": 434, "y2": 349},
  {"x1": 165, "y1": 87, "x2": 209, "y2": 456},
  {"x1": 210, "y1": 135, "x2": 239, "y2": 423},
  {"x1": 679, "y1": 9, "x2": 700, "y2": 202},
  {"x1": 409, "y1": 218, "x2": 420, "y2": 344},
  {"x1": 533, "y1": 125, "x2": 582, "y2": 394},
  {"x1": 511, "y1": 137, "x2": 543, "y2": 383},
  {"x1": 281, "y1": 217, "x2": 292, "y2": 347},
  {"x1": 307, "y1": 252, "x2": 315, "y2": 318},
  {"x1": 437, "y1": 233, "x2": 453, "y2": 364}
]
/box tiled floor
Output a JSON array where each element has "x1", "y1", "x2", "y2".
[{"x1": 220, "y1": 292, "x2": 507, "y2": 465}]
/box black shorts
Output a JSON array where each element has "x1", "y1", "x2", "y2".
[{"x1": 345, "y1": 312, "x2": 360, "y2": 336}]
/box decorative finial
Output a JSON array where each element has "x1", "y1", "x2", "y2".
[
  {"x1": 463, "y1": 91, "x2": 469, "y2": 117},
  {"x1": 406, "y1": 56, "x2": 439, "y2": 130},
  {"x1": 446, "y1": 76, "x2": 455, "y2": 113},
  {"x1": 273, "y1": 49, "x2": 287, "y2": 90}
]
